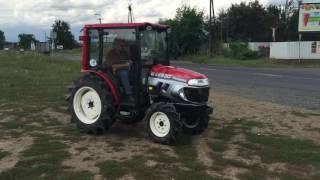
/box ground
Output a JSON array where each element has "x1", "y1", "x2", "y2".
[{"x1": 0, "y1": 51, "x2": 320, "y2": 180}]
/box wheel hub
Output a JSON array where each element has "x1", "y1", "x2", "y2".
[{"x1": 88, "y1": 100, "x2": 95, "y2": 109}]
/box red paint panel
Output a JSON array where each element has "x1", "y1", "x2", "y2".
[
  {"x1": 81, "y1": 28, "x2": 89, "y2": 71},
  {"x1": 83, "y1": 70, "x2": 120, "y2": 106},
  {"x1": 150, "y1": 65, "x2": 207, "y2": 81}
]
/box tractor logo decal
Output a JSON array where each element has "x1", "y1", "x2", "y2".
[
  {"x1": 150, "y1": 72, "x2": 187, "y2": 83},
  {"x1": 150, "y1": 72, "x2": 173, "y2": 79}
]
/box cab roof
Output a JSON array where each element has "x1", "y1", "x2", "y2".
[{"x1": 84, "y1": 22, "x2": 169, "y2": 30}]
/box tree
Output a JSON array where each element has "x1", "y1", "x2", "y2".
[
  {"x1": 162, "y1": 5, "x2": 206, "y2": 57},
  {"x1": 0, "y1": 30, "x2": 5, "y2": 50},
  {"x1": 226, "y1": 1, "x2": 270, "y2": 42},
  {"x1": 52, "y1": 20, "x2": 76, "y2": 49},
  {"x1": 18, "y1": 34, "x2": 37, "y2": 50}
]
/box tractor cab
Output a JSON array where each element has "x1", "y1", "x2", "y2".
[
  {"x1": 81, "y1": 23, "x2": 169, "y2": 109},
  {"x1": 69, "y1": 22, "x2": 213, "y2": 145}
]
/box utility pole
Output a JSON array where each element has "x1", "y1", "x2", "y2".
[
  {"x1": 284, "y1": 0, "x2": 293, "y2": 41},
  {"x1": 95, "y1": 13, "x2": 102, "y2": 24},
  {"x1": 128, "y1": 4, "x2": 134, "y2": 23},
  {"x1": 209, "y1": 0, "x2": 215, "y2": 57}
]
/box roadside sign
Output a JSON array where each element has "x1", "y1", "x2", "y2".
[{"x1": 299, "y1": 3, "x2": 320, "y2": 32}]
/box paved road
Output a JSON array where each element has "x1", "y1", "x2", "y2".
[
  {"x1": 58, "y1": 55, "x2": 319, "y2": 109},
  {"x1": 172, "y1": 62, "x2": 320, "y2": 109}
]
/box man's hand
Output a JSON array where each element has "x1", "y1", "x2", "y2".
[{"x1": 112, "y1": 63, "x2": 130, "y2": 74}]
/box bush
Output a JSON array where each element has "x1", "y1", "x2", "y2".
[
  {"x1": 259, "y1": 46, "x2": 270, "y2": 57},
  {"x1": 224, "y1": 42, "x2": 260, "y2": 60}
]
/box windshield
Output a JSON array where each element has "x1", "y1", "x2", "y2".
[{"x1": 140, "y1": 30, "x2": 167, "y2": 64}]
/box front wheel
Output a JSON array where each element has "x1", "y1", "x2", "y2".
[
  {"x1": 145, "y1": 103, "x2": 181, "y2": 145},
  {"x1": 182, "y1": 114, "x2": 210, "y2": 135}
]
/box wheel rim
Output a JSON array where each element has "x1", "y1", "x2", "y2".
[
  {"x1": 149, "y1": 112, "x2": 170, "y2": 137},
  {"x1": 183, "y1": 117, "x2": 200, "y2": 129},
  {"x1": 73, "y1": 87, "x2": 102, "y2": 124}
]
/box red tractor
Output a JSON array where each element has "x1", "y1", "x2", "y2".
[{"x1": 68, "y1": 23, "x2": 213, "y2": 144}]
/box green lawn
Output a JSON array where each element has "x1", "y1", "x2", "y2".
[
  {"x1": 0, "y1": 51, "x2": 320, "y2": 179},
  {"x1": 182, "y1": 54, "x2": 320, "y2": 68},
  {"x1": 55, "y1": 48, "x2": 82, "y2": 55}
]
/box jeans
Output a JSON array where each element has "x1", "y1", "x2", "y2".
[{"x1": 117, "y1": 69, "x2": 132, "y2": 96}]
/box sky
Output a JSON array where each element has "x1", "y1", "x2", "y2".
[{"x1": 0, "y1": 0, "x2": 315, "y2": 42}]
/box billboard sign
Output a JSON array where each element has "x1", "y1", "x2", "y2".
[{"x1": 299, "y1": 3, "x2": 320, "y2": 32}]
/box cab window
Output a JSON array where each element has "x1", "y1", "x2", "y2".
[{"x1": 88, "y1": 29, "x2": 100, "y2": 67}]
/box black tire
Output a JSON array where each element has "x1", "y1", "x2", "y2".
[
  {"x1": 182, "y1": 113, "x2": 209, "y2": 135},
  {"x1": 67, "y1": 74, "x2": 116, "y2": 135},
  {"x1": 144, "y1": 102, "x2": 182, "y2": 145}
]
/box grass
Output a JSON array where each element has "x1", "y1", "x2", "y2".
[
  {"x1": 181, "y1": 54, "x2": 320, "y2": 68},
  {"x1": 98, "y1": 137, "x2": 214, "y2": 180},
  {"x1": 60, "y1": 48, "x2": 82, "y2": 55},
  {"x1": 0, "y1": 51, "x2": 81, "y2": 108},
  {"x1": 1, "y1": 51, "x2": 320, "y2": 179},
  {"x1": 0, "y1": 133, "x2": 93, "y2": 180},
  {"x1": 246, "y1": 133, "x2": 320, "y2": 166},
  {"x1": 209, "y1": 118, "x2": 320, "y2": 179},
  {"x1": 0, "y1": 151, "x2": 10, "y2": 160}
]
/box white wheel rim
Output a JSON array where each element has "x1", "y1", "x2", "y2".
[
  {"x1": 149, "y1": 112, "x2": 170, "y2": 137},
  {"x1": 73, "y1": 87, "x2": 102, "y2": 124}
]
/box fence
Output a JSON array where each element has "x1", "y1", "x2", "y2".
[{"x1": 269, "y1": 42, "x2": 320, "y2": 60}]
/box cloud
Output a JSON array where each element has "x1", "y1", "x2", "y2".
[{"x1": 1, "y1": 0, "x2": 271, "y2": 41}]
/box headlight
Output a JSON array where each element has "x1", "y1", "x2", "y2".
[{"x1": 187, "y1": 78, "x2": 209, "y2": 87}]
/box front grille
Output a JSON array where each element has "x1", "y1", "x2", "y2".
[{"x1": 183, "y1": 87, "x2": 209, "y2": 103}]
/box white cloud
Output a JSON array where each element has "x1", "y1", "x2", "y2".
[{"x1": 0, "y1": 0, "x2": 279, "y2": 41}]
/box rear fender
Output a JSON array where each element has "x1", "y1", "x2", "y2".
[{"x1": 82, "y1": 70, "x2": 120, "y2": 106}]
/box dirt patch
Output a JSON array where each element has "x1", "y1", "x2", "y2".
[
  {"x1": 0, "y1": 136, "x2": 33, "y2": 172},
  {"x1": 196, "y1": 133, "x2": 213, "y2": 167},
  {"x1": 40, "y1": 108, "x2": 70, "y2": 125},
  {"x1": 211, "y1": 93, "x2": 320, "y2": 144},
  {"x1": 145, "y1": 160, "x2": 158, "y2": 167},
  {"x1": 62, "y1": 123, "x2": 178, "y2": 175},
  {"x1": 119, "y1": 174, "x2": 135, "y2": 180},
  {"x1": 0, "y1": 116, "x2": 15, "y2": 123},
  {"x1": 267, "y1": 163, "x2": 287, "y2": 173},
  {"x1": 224, "y1": 167, "x2": 248, "y2": 180}
]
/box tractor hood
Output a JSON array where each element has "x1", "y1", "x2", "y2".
[{"x1": 150, "y1": 64, "x2": 207, "y2": 82}]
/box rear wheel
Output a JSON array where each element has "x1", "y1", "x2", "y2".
[
  {"x1": 182, "y1": 113, "x2": 209, "y2": 135},
  {"x1": 145, "y1": 103, "x2": 181, "y2": 145},
  {"x1": 68, "y1": 75, "x2": 116, "y2": 134}
]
